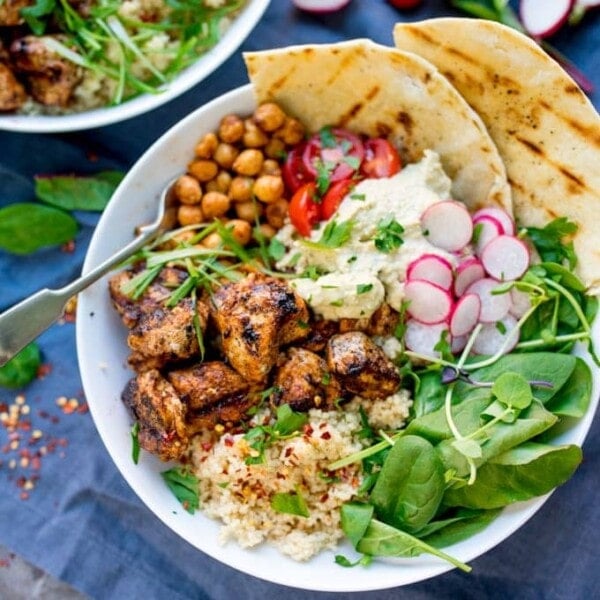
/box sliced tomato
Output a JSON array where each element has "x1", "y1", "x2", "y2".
[
  {"x1": 320, "y1": 178, "x2": 355, "y2": 220},
  {"x1": 289, "y1": 182, "x2": 320, "y2": 237},
  {"x1": 360, "y1": 138, "x2": 401, "y2": 179},
  {"x1": 282, "y1": 142, "x2": 313, "y2": 194},
  {"x1": 302, "y1": 128, "x2": 365, "y2": 185}
]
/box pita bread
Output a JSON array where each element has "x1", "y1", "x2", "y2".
[
  {"x1": 393, "y1": 18, "x2": 600, "y2": 293},
  {"x1": 244, "y1": 39, "x2": 512, "y2": 215}
]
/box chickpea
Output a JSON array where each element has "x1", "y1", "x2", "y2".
[
  {"x1": 205, "y1": 170, "x2": 231, "y2": 194},
  {"x1": 174, "y1": 174, "x2": 202, "y2": 205},
  {"x1": 275, "y1": 117, "x2": 305, "y2": 146},
  {"x1": 218, "y1": 114, "x2": 245, "y2": 143},
  {"x1": 232, "y1": 148, "x2": 264, "y2": 176},
  {"x1": 254, "y1": 102, "x2": 286, "y2": 132},
  {"x1": 202, "y1": 232, "x2": 223, "y2": 249},
  {"x1": 188, "y1": 159, "x2": 219, "y2": 182},
  {"x1": 225, "y1": 219, "x2": 252, "y2": 246},
  {"x1": 253, "y1": 174, "x2": 284, "y2": 204},
  {"x1": 213, "y1": 142, "x2": 239, "y2": 170},
  {"x1": 228, "y1": 176, "x2": 254, "y2": 203},
  {"x1": 264, "y1": 137, "x2": 286, "y2": 160},
  {"x1": 255, "y1": 223, "x2": 277, "y2": 240},
  {"x1": 194, "y1": 132, "x2": 218, "y2": 158},
  {"x1": 265, "y1": 198, "x2": 289, "y2": 230},
  {"x1": 170, "y1": 230, "x2": 196, "y2": 246},
  {"x1": 235, "y1": 200, "x2": 263, "y2": 223},
  {"x1": 243, "y1": 119, "x2": 269, "y2": 148},
  {"x1": 261, "y1": 159, "x2": 281, "y2": 176},
  {"x1": 201, "y1": 191, "x2": 231, "y2": 220},
  {"x1": 178, "y1": 204, "x2": 204, "y2": 226}
]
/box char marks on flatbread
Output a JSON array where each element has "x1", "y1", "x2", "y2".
[
  {"x1": 393, "y1": 18, "x2": 600, "y2": 293},
  {"x1": 244, "y1": 39, "x2": 512, "y2": 215}
]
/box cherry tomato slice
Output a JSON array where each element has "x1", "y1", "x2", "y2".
[
  {"x1": 320, "y1": 178, "x2": 355, "y2": 221},
  {"x1": 282, "y1": 142, "x2": 313, "y2": 194},
  {"x1": 360, "y1": 138, "x2": 402, "y2": 179},
  {"x1": 289, "y1": 182, "x2": 320, "y2": 237},
  {"x1": 302, "y1": 128, "x2": 365, "y2": 185}
]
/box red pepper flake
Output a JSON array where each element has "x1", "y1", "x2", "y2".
[
  {"x1": 303, "y1": 424, "x2": 314, "y2": 436},
  {"x1": 19, "y1": 491, "x2": 29, "y2": 501},
  {"x1": 61, "y1": 240, "x2": 76, "y2": 253},
  {"x1": 0, "y1": 403, "x2": 8, "y2": 413},
  {"x1": 77, "y1": 402, "x2": 89, "y2": 414},
  {"x1": 30, "y1": 456, "x2": 41, "y2": 471},
  {"x1": 320, "y1": 431, "x2": 332, "y2": 440},
  {"x1": 36, "y1": 364, "x2": 52, "y2": 379},
  {"x1": 224, "y1": 436, "x2": 234, "y2": 447},
  {"x1": 0, "y1": 558, "x2": 11, "y2": 568},
  {"x1": 320, "y1": 493, "x2": 329, "y2": 503},
  {"x1": 201, "y1": 442, "x2": 213, "y2": 452}
]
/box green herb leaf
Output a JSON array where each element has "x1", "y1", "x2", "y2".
[
  {"x1": 0, "y1": 203, "x2": 78, "y2": 254},
  {"x1": 0, "y1": 343, "x2": 41, "y2": 389},
  {"x1": 526, "y1": 217, "x2": 578, "y2": 268},
  {"x1": 334, "y1": 553, "x2": 373, "y2": 567},
  {"x1": 270, "y1": 488, "x2": 310, "y2": 517},
  {"x1": 267, "y1": 237, "x2": 286, "y2": 261},
  {"x1": 161, "y1": 467, "x2": 200, "y2": 514},
  {"x1": 319, "y1": 126, "x2": 337, "y2": 149},
  {"x1": 303, "y1": 219, "x2": 354, "y2": 250},
  {"x1": 356, "y1": 283, "x2": 373, "y2": 295},
  {"x1": 491, "y1": 372, "x2": 533, "y2": 410},
  {"x1": 130, "y1": 422, "x2": 140, "y2": 464},
  {"x1": 273, "y1": 404, "x2": 308, "y2": 436},
  {"x1": 373, "y1": 216, "x2": 404, "y2": 253}
]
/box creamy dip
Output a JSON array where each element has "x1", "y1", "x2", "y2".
[{"x1": 277, "y1": 150, "x2": 456, "y2": 320}]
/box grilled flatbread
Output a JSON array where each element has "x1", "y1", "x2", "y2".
[
  {"x1": 244, "y1": 39, "x2": 512, "y2": 215},
  {"x1": 393, "y1": 18, "x2": 600, "y2": 293}
]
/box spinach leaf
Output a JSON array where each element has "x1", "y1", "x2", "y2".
[
  {"x1": 370, "y1": 435, "x2": 445, "y2": 533},
  {"x1": 271, "y1": 489, "x2": 310, "y2": 517},
  {"x1": 419, "y1": 508, "x2": 501, "y2": 548},
  {"x1": 35, "y1": 172, "x2": 123, "y2": 211},
  {"x1": 491, "y1": 372, "x2": 533, "y2": 410},
  {"x1": 356, "y1": 519, "x2": 471, "y2": 572},
  {"x1": 340, "y1": 502, "x2": 374, "y2": 547},
  {"x1": 411, "y1": 370, "x2": 445, "y2": 419},
  {"x1": 0, "y1": 203, "x2": 78, "y2": 254},
  {"x1": 545, "y1": 357, "x2": 592, "y2": 418},
  {"x1": 443, "y1": 442, "x2": 582, "y2": 509},
  {"x1": 161, "y1": 467, "x2": 200, "y2": 514},
  {"x1": 0, "y1": 343, "x2": 41, "y2": 388}
]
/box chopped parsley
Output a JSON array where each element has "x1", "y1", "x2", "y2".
[
  {"x1": 130, "y1": 422, "x2": 140, "y2": 465},
  {"x1": 373, "y1": 216, "x2": 405, "y2": 253},
  {"x1": 350, "y1": 193, "x2": 366, "y2": 201},
  {"x1": 317, "y1": 219, "x2": 355, "y2": 248},
  {"x1": 356, "y1": 283, "x2": 373, "y2": 295},
  {"x1": 270, "y1": 488, "x2": 310, "y2": 518}
]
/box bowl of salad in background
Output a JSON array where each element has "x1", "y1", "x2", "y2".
[{"x1": 0, "y1": 0, "x2": 270, "y2": 133}]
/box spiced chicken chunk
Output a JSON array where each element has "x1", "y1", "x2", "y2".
[
  {"x1": 0, "y1": 62, "x2": 26, "y2": 112},
  {"x1": 211, "y1": 274, "x2": 309, "y2": 384},
  {"x1": 274, "y1": 348, "x2": 345, "y2": 412},
  {"x1": 0, "y1": 0, "x2": 32, "y2": 26},
  {"x1": 326, "y1": 332, "x2": 400, "y2": 400},
  {"x1": 127, "y1": 298, "x2": 208, "y2": 370},
  {"x1": 122, "y1": 369, "x2": 188, "y2": 461}
]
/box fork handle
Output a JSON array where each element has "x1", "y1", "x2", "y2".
[{"x1": 0, "y1": 228, "x2": 156, "y2": 367}]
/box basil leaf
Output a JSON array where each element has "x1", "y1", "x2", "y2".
[
  {"x1": 271, "y1": 489, "x2": 310, "y2": 517},
  {"x1": 161, "y1": 467, "x2": 200, "y2": 514},
  {"x1": 35, "y1": 172, "x2": 123, "y2": 211},
  {"x1": 0, "y1": 343, "x2": 41, "y2": 389},
  {"x1": 0, "y1": 203, "x2": 78, "y2": 254}
]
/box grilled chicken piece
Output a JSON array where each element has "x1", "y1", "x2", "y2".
[
  {"x1": 339, "y1": 303, "x2": 400, "y2": 337},
  {"x1": 274, "y1": 348, "x2": 345, "y2": 412},
  {"x1": 127, "y1": 298, "x2": 207, "y2": 370},
  {"x1": 0, "y1": 63, "x2": 26, "y2": 111},
  {"x1": 122, "y1": 369, "x2": 188, "y2": 461},
  {"x1": 185, "y1": 393, "x2": 256, "y2": 434},
  {"x1": 10, "y1": 35, "x2": 81, "y2": 106},
  {"x1": 109, "y1": 267, "x2": 187, "y2": 328},
  {"x1": 0, "y1": 0, "x2": 32, "y2": 26},
  {"x1": 167, "y1": 361, "x2": 248, "y2": 411},
  {"x1": 212, "y1": 273, "x2": 309, "y2": 384},
  {"x1": 301, "y1": 319, "x2": 339, "y2": 353},
  {"x1": 326, "y1": 332, "x2": 400, "y2": 400}
]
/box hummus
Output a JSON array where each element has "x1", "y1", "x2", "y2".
[{"x1": 277, "y1": 150, "x2": 457, "y2": 320}]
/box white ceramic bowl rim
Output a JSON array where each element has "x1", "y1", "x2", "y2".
[
  {"x1": 76, "y1": 85, "x2": 600, "y2": 592},
  {"x1": 0, "y1": 0, "x2": 270, "y2": 133}
]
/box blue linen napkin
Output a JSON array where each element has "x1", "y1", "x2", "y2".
[{"x1": 1, "y1": 2, "x2": 600, "y2": 598}]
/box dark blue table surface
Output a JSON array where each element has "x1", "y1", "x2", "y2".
[{"x1": 1, "y1": 1, "x2": 600, "y2": 598}]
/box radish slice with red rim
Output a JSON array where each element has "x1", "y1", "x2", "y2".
[
  {"x1": 472, "y1": 207, "x2": 515, "y2": 236},
  {"x1": 404, "y1": 320, "x2": 449, "y2": 358},
  {"x1": 481, "y1": 235, "x2": 530, "y2": 281},
  {"x1": 472, "y1": 315, "x2": 519, "y2": 356},
  {"x1": 454, "y1": 257, "x2": 485, "y2": 297},
  {"x1": 406, "y1": 253, "x2": 454, "y2": 290},
  {"x1": 404, "y1": 280, "x2": 453, "y2": 324},
  {"x1": 473, "y1": 215, "x2": 503, "y2": 256},
  {"x1": 451, "y1": 334, "x2": 468, "y2": 354},
  {"x1": 466, "y1": 277, "x2": 511, "y2": 323},
  {"x1": 450, "y1": 293, "x2": 481, "y2": 337},
  {"x1": 292, "y1": 0, "x2": 352, "y2": 12},
  {"x1": 520, "y1": 0, "x2": 575, "y2": 38},
  {"x1": 421, "y1": 201, "x2": 473, "y2": 252},
  {"x1": 510, "y1": 287, "x2": 532, "y2": 318}
]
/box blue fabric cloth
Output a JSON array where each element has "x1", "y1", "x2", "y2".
[{"x1": 1, "y1": 1, "x2": 600, "y2": 598}]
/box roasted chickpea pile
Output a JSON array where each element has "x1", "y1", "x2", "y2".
[{"x1": 171, "y1": 102, "x2": 305, "y2": 248}]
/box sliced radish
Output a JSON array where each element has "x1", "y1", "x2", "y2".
[
  {"x1": 472, "y1": 315, "x2": 519, "y2": 356},
  {"x1": 473, "y1": 215, "x2": 503, "y2": 256},
  {"x1": 510, "y1": 287, "x2": 532, "y2": 318},
  {"x1": 421, "y1": 201, "x2": 473, "y2": 252},
  {"x1": 480, "y1": 235, "x2": 530, "y2": 281},
  {"x1": 472, "y1": 207, "x2": 515, "y2": 236},
  {"x1": 404, "y1": 320, "x2": 449, "y2": 358},
  {"x1": 449, "y1": 293, "x2": 481, "y2": 337},
  {"x1": 292, "y1": 0, "x2": 352, "y2": 12},
  {"x1": 466, "y1": 277, "x2": 511, "y2": 323},
  {"x1": 451, "y1": 334, "x2": 468, "y2": 354},
  {"x1": 520, "y1": 0, "x2": 575, "y2": 38},
  {"x1": 406, "y1": 254, "x2": 454, "y2": 290},
  {"x1": 454, "y1": 257, "x2": 485, "y2": 297},
  {"x1": 404, "y1": 280, "x2": 453, "y2": 324}
]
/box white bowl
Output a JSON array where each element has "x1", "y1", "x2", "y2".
[
  {"x1": 0, "y1": 1, "x2": 269, "y2": 134},
  {"x1": 76, "y1": 84, "x2": 600, "y2": 591}
]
